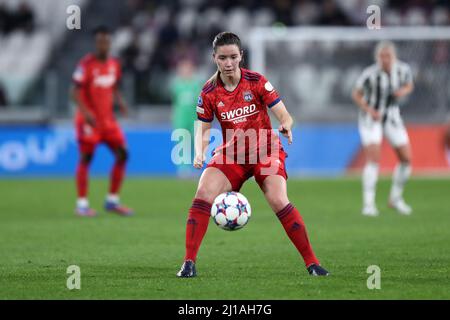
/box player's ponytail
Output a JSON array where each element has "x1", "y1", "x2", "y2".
[{"x1": 208, "y1": 32, "x2": 243, "y2": 86}]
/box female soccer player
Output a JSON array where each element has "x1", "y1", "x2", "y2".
[
  {"x1": 352, "y1": 41, "x2": 414, "y2": 216},
  {"x1": 177, "y1": 32, "x2": 329, "y2": 277},
  {"x1": 72, "y1": 26, "x2": 133, "y2": 217}
]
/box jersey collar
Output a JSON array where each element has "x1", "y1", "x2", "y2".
[{"x1": 218, "y1": 68, "x2": 242, "y2": 94}]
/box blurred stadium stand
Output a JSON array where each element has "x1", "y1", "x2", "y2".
[
  {"x1": 0, "y1": 0, "x2": 449, "y2": 177},
  {"x1": 0, "y1": 0, "x2": 449, "y2": 123},
  {"x1": 0, "y1": 0, "x2": 88, "y2": 123}
]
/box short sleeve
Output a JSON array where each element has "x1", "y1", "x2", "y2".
[
  {"x1": 196, "y1": 93, "x2": 214, "y2": 122},
  {"x1": 72, "y1": 61, "x2": 88, "y2": 87},
  {"x1": 355, "y1": 68, "x2": 371, "y2": 91},
  {"x1": 402, "y1": 64, "x2": 413, "y2": 85},
  {"x1": 258, "y1": 75, "x2": 281, "y2": 108},
  {"x1": 115, "y1": 61, "x2": 122, "y2": 88}
]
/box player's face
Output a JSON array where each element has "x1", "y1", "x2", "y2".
[
  {"x1": 213, "y1": 45, "x2": 242, "y2": 77},
  {"x1": 377, "y1": 47, "x2": 396, "y2": 72},
  {"x1": 95, "y1": 33, "x2": 111, "y2": 58}
]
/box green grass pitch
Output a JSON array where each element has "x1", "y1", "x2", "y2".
[{"x1": 0, "y1": 177, "x2": 449, "y2": 299}]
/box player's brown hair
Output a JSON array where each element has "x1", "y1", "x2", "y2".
[{"x1": 208, "y1": 32, "x2": 243, "y2": 86}]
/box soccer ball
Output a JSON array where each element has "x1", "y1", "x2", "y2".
[{"x1": 211, "y1": 192, "x2": 251, "y2": 231}]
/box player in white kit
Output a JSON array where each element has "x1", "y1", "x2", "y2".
[{"x1": 352, "y1": 41, "x2": 414, "y2": 216}]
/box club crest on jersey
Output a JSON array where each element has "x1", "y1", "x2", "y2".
[
  {"x1": 197, "y1": 96, "x2": 203, "y2": 107},
  {"x1": 243, "y1": 91, "x2": 253, "y2": 102}
]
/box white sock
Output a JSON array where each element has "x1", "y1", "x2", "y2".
[
  {"x1": 363, "y1": 162, "x2": 379, "y2": 208},
  {"x1": 77, "y1": 198, "x2": 89, "y2": 208},
  {"x1": 390, "y1": 162, "x2": 411, "y2": 202},
  {"x1": 107, "y1": 194, "x2": 120, "y2": 204}
]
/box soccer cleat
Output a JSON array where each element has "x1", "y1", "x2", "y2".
[
  {"x1": 389, "y1": 199, "x2": 412, "y2": 215},
  {"x1": 362, "y1": 205, "x2": 379, "y2": 217},
  {"x1": 75, "y1": 207, "x2": 97, "y2": 217},
  {"x1": 307, "y1": 264, "x2": 330, "y2": 276},
  {"x1": 177, "y1": 260, "x2": 197, "y2": 278},
  {"x1": 104, "y1": 201, "x2": 134, "y2": 216}
]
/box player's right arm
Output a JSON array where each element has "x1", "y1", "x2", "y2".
[
  {"x1": 71, "y1": 85, "x2": 95, "y2": 127},
  {"x1": 71, "y1": 60, "x2": 96, "y2": 127},
  {"x1": 352, "y1": 68, "x2": 381, "y2": 121},
  {"x1": 194, "y1": 89, "x2": 214, "y2": 169},
  {"x1": 193, "y1": 120, "x2": 212, "y2": 169}
]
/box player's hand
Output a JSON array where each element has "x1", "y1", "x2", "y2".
[
  {"x1": 393, "y1": 88, "x2": 408, "y2": 99},
  {"x1": 368, "y1": 108, "x2": 381, "y2": 121},
  {"x1": 279, "y1": 124, "x2": 293, "y2": 145},
  {"x1": 119, "y1": 103, "x2": 129, "y2": 117},
  {"x1": 84, "y1": 112, "x2": 96, "y2": 127},
  {"x1": 193, "y1": 154, "x2": 205, "y2": 169}
]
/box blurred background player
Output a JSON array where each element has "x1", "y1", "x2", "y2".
[
  {"x1": 177, "y1": 32, "x2": 329, "y2": 278},
  {"x1": 445, "y1": 115, "x2": 450, "y2": 163},
  {"x1": 352, "y1": 41, "x2": 414, "y2": 217},
  {"x1": 170, "y1": 58, "x2": 202, "y2": 178},
  {"x1": 71, "y1": 26, "x2": 133, "y2": 217}
]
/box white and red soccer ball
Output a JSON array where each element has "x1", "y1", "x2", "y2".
[{"x1": 211, "y1": 192, "x2": 251, "y2": 231}]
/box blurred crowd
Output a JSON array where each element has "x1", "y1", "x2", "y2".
[
  {"x1": 0, "y1": 2, "x2": 34, "y2": 35},
  {"x1": 115, "y1": 0, "x2": 450, "y2": 73},
  {"x1": 109, "y1": 0, "x2": 450, "y2": 103}
]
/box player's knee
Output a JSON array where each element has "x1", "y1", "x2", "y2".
[
  {"x1": 268, "y1": 195, "x2": 290, "y2": 213},
  {"x1": 194, "y1": 187, "x2": 215, "y2": 204},
  {"x1": 116, "y1": 148, "x2": 129, "y2": 163},
  {"x1": 396, "y1": 147, "x2": 411, "y2": 163},
  {"x1": 81, "y1": 153, "x2": 93, "y2": 164},
  {"x1": 400, "y1": 153, "x2": 411, "y2": 164}
]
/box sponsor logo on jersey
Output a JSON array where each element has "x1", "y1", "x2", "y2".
[
  {"x1": 217, "y1": 101, "x2": 225, "y2": 108},
  {"x1": 93, "y1": 74, "x2": 116, "y2": 88},
  {"x1": 243, "y1": 91, "x2": 253, "y2": 102},
  {"x1": 264, "y1": 81, "x2": 274, "y2": 92},
  {"x1": 220, "y1": 104, "x2": 259, "y2": 123}
]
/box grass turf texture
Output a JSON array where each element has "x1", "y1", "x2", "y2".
[{"x1": 0, "y1": 177, "x2": 449, "y2": 299}]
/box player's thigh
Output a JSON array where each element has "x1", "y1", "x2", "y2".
[
  {"x1": 206, "y1": 154, "x2": 249, "y2": 192},
  {"x1": 393, "y1": 144, "x2": 412, "y2": 163},
  {"x1": 76, "y1": 123, "x2": 100, "y2": 161},
  {"x1": 260, "y1": 175, "x2": 289, "y2": 213},
  {"x1": 78, "y1": 141, "x2": 97, "y2": 162},
  {"x1": 363, "y1": 144, "x2": 381, "y2": 163},
  {"x1": 254, "y1": 151, "x2": 289, "y2": 212},
  {"x1": 359, "y1": 120, "x2": 382, "y2": 163},
  {"x1": 384, "y1": 120, "x2": 410, "y2": 161},
  {"x1": 359, "y1": 119, "x2": 382, "y2": 149},
  {"x1": 104, "y1": 126, "x2": 128, "y2": 158},
  {"x1": 76, "y1": 122, "x2": 101, "y2": 145},
  {"x1": 195, "y1": 167, "x2": 233, "y2": 203}
]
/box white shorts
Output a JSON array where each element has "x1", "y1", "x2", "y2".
[{"x1": 358, "y1": 109, "x2": 409, "y2": 148}]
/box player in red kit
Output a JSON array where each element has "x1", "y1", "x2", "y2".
[
  {"x1": 71, "y1": 26, "x2": 133, "y2": 217},
  {"x1": 177, "y1": 32, "x2": 329, "y2": 277}
]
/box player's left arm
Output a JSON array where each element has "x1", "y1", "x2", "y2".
[
  {"x1": 394, "y1": 82, "x2": 414, "y2": 98},
  {"x1": 270, "y1": 101, "x2": 294, "y2": 145},
  {"x1": 114, "y1": 88, "x2": 129, "y2": 117},
  {"x1": 114, "y1": 62, "x2": 129, "y2": 117},
  {"x1": 394, "y1": 65, "x2": 414, "y2": 98}
]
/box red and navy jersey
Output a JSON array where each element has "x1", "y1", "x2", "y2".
[
  {"x1": 73, "y1": 54, "x2": 122, "y2": 130},
  {"x1": 197, "y1": 68, "x2": 282, "y2": 158}
]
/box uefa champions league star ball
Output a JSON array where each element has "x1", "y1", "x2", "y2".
[{"x1": 211, "y1": 192, "x2": 252, "y2": 231}]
